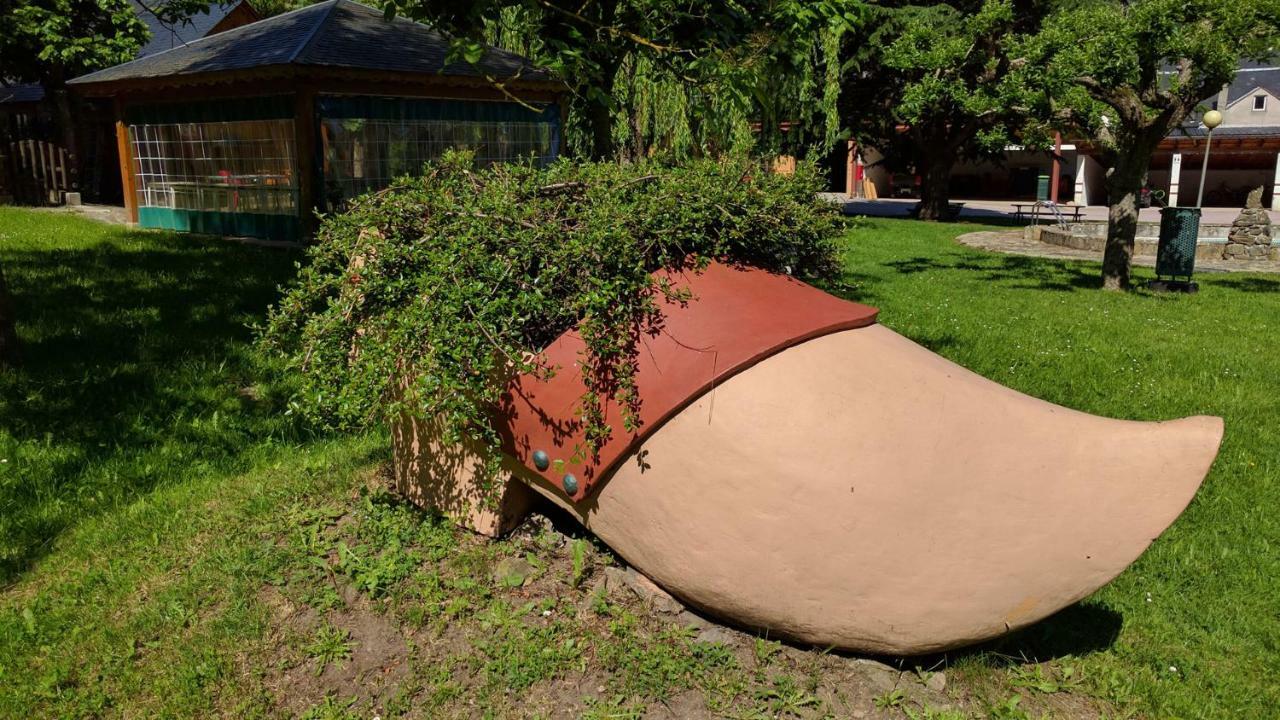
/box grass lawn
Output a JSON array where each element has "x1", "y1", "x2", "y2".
[{"x1": 0, "y1": 208, "x2": 1276, "y2": 718}]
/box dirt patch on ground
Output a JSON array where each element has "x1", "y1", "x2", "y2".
[
  {"x1": 234, "y1": 485, "x2": 1117, "y2": 719},
  {"x1": 259, "y1": 585, "x2": 410, "y2": 717}
]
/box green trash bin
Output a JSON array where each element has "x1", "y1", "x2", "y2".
[
  {"x1": 1155, "y1": 207, "x2": 1201, "y2": 280},
  {"x1": 1036, "y1": 174, "x2": 1050, "y2": 201}
]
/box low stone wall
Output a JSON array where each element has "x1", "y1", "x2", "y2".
[{"x1": 1030, "y1": 222, "x2": 1278, "y2": 261}]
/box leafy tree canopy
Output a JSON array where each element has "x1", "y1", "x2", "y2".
[
  {"x1": 1023, "y1": 0, "x2": 1280, "y2": 162},
  {"x1": 839, "y1": 0, "x2": 1050, "y2": 219},
  {"x1": 1016, "y1": 0, "x2": 1280, "y2": 288},
  {"x1": 0, "y1": 0, "x2": 213, "y2": 86}
]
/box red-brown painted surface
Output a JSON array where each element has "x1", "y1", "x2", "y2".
[{"x1": 499, "y1": 263, "x2": 879, "y2": 501}]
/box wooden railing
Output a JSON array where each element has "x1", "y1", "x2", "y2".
[{"x1": 2, "y1": 139, "x2": 73, "y2": 205}]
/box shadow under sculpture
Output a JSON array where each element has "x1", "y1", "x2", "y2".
[{"x1": 393, "y1": 263, "x2": 1223, "y2": 655}]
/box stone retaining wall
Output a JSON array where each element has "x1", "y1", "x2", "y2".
[{"x1": 1029, "y1": 223, "x2": 1279, "y2": 261}]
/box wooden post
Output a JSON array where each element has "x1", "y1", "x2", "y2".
[
  {"x1": 114, "y1": 98, "x2": 138, "y2": 223},
  {"x1": 294, "y1": 88, "x2": 318, "y2": 240},
  {"x1": 846, "y1": 140, "x2": 857, "y2": 197},
  {"x1": 54, "y1": 143, "x2": 68, "y2": 199},
  {"x1": 36, "y1": 140, "x2": 49, "y2": 203},
  {"x1": 556, "y1": 93, "x2": 568, "y2": 159}
]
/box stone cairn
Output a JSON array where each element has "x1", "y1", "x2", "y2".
[{"x1": 1223, "y1": 187, "x2": 1274, "y2": 260}]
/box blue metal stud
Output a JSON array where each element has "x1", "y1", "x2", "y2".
[
  {"x1": 562, "y1": 473, "x2": 579, "y2": 495},
  {"x1": 532, "y1": 450, "x2": 550, "y2": 471}
]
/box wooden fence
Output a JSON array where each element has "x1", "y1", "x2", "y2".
[{"x1": 1, "y1": 139, "x2": 72, "y2": 205}]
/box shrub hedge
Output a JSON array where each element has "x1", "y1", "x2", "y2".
[{"x1": 260, "y1": 151, "x2": 841, "y2": 493}]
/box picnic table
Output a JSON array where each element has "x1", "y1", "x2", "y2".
[{"x1": 1013, "y1": 202, "x2": 1085, "y2": 223}]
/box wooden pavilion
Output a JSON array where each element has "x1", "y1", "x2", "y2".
[{"x1": 69, "y1": 0, "x2": 565, "y2": 241}]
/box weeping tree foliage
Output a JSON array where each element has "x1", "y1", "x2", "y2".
[
  {"x1": 259, "y1": 152, "x2": 840, "y2": 499},
  {"x1": 838, "y1": 0, "x2": 1050, "y2": 220},
  {"x1": 247, "y1": 0, "x2": 857, "y2": 162},
  {"x1": 384, "y1": 0, "x2": 860, "y2": 161},
  {"x1": 607, "y1": 20, "x2": 846, "y2": 164},
  {"x1": 1017, "y1": 0, "x2": 1280, "y2": 290}
]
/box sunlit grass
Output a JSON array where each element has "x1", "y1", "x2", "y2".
[{"x1": 0, "y1": 209, "x2": 310, "y2": 580}]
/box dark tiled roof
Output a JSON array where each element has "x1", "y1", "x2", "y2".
[
  {"x1": 1223, "y1": 65, "x2": 1280, "y2": 106},
  {"x1": 1171, "y1": 125, "x2": 1280, "y2": 139},
  {"x1": 134, "y1": 1, "x2": 243, "y2": 57},
  {"x1": 0, "y1": 83, "x2": 46, "y2": 104},
  {"x1": 69, "y1": 0, "x2": 556, "y2": 86}
]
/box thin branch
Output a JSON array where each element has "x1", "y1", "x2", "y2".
[
  {"x1": 446, "y1": 210, "x2": 538, "y2": 230},
  {"x1": 536, "y1": 181, "x2": 587, "y2": 195},
  {"x1": 477, "y1": 66, "x2": 546, "y2": 114},
  {"x1": 617, "y1": 173, "x2": 658, "y2": 189},
  {"x1": 537, "y1": 0, "x2": 687, "y2": 55}
]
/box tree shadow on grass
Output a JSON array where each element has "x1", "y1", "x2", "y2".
[
  {"x1": 1208, "y1": 275, "x2": 1280, "y2": 293},
  {"x1": 875, "y1": 253, "x2": 1103, "y2": 293},
  {"x1": 0, "y1": 228, "x2": 307, "y2": 581}
]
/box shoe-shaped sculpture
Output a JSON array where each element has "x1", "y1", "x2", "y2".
[{"x1": 392, "y1": 262, "x2": 1223, "y2": 655}]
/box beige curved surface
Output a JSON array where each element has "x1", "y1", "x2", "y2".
[{"x1": 515, "y1": 324, "x2": 1223, "y2": 654}]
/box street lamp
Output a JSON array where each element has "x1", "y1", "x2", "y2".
[{"x1": 1195, "y1": 109, "x2": 1224, "y2": 207}]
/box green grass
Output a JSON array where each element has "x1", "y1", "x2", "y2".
[
  {"x1": 0, "y1": 208, "x2": 1276, "y2": 718},
  {"x1": 0, "y1": 208, "x2": 313, "y2": 580}
]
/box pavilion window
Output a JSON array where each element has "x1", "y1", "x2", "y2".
[
  {"x1": 128, "y1": 118, "x2": 298, "y2": 216},
  {"x1": 318, "y1": 96, "x2": 560, "y2": 210}
]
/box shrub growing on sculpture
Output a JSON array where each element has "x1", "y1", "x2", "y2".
[{"x1": 260, "y1": 151, "x2": 840, "y2": 498}]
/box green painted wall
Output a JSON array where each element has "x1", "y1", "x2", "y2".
[{"x1": 138, "y1": 207, "x2": 301, "y2": 242}]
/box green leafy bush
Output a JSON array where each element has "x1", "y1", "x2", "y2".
[{"x1": 260, "y1": 151, "x2": 839, "y2": 493}]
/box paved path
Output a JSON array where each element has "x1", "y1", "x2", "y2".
[
  {"x1": 956, "y1": 230, "x2": 1280, "y2": 274},
  {"x1": 36, "y1": 204, "x2": 301, "y2": 248},
  {"x1": 35, "y1": 203, "x2": 130, "y2": 225},
  {"x1": 822, "y1": 195, "x2": 1280, "y2": 225}
]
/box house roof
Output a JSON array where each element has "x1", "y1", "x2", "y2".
[
  {"x1": 134, "y1": 0, "x2": 245, "y2": 57},
  {"x1": 1222, "y1": 64, "x2": 1280, "y2": 107},
  {"x1": 0, "y1": 83, "x2": 46, "y2": 105},
  {"x1": 69, "y1": 0, "x2": 557, "y2": 88},
  {"x1": 1171, "y1": 124, "x2": 1280, "y2": 139}
]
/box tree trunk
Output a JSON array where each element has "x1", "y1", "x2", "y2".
[
  {"x1": 0, "y1": 262, "x2": 21, "y2": 368},
  {"x1": 47, "y1": 81, "x2": 81, "y2": 199},
  {"x1": 583, "y1": 59, "x2": 620, "y2": 161},
  {"x1": 916, "y1": 151, "x2": 957, "y2": 221},
  {"x1": 1101, "y1": 152, "x2": 1150, "y2": 291}
]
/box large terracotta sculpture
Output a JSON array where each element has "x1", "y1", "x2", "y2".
[{"x1": 393, "y1": 263, "x2": 1223, "y2": 654}]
